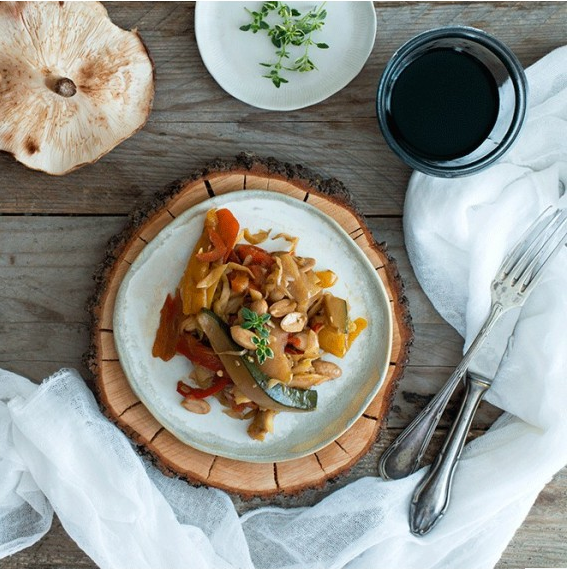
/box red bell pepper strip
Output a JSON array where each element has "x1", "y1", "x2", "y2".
[
  {"x1": 285, "y1": 335, "x2": 305, "y2": 355},
  {"x1": 234, "y1": 244, "x2": 275, "y2": 268},
  {"x1": 177, "y1": 377, "x2": 231, "y2": 400},
  {"x1": 248, "y1": 264, "x2": 267, "y2": 287},
  {"x1": 175, "y1": 334, "x2": 225, "y2": 372},
  {"x1": 177, "y1": 380, "x2": 193, "y2": 397},
  {"x1": 311, "y1": 322, "x2": 324, "y2": 333},
  {"x1": 195, "y1": 209, "x2": 240, "y2": 263},
  {"x1": 285, "y1": 345, "x2": 304, "y2": 355}
]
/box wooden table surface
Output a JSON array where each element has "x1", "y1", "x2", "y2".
[{"x1": 2, "y1": 2, "x2": 566, "y2": 568}]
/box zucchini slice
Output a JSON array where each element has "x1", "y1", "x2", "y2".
[{"x1": 323, "y1": 295, "x2": 349, "y2": 333}]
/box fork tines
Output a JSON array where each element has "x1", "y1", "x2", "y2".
[{"x1": 500, "y1": 207, "x2": 567, "y2": 293}]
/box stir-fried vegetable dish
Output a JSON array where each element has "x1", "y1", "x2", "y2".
[{"x1": 152, "y1": 208, "x2": 367, "y2": 441}]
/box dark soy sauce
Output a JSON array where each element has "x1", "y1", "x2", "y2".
[{"x1": 388, "y1": 48, "x2": 499, "y2": 160}]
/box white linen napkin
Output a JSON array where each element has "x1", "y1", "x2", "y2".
[{"x1": 1, "y1": 45, "x2": 567, "y2": 569}]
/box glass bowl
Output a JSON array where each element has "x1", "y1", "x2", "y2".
[{"x1": 376, "y1": 26, "x2": 528, "y2": 177}]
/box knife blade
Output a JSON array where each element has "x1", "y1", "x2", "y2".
[{"x1": 466, "y1": 305, "x2": 521, "y2": 383}]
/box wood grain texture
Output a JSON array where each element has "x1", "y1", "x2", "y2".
[
  {"x1": 0, "y1": 2, "x2": 563, "y2": 217},
  {"x1": 1, "y1": 212, "x2": 565, "y2": 565},
  {"x1": 1, "y1": 211, "x2": 565, "y2": 566},
  {"x1": 89, "y1": 160, "x2": 412, "y2": 495},
  {"x1": 1, "y1": 1, "x2": 566, "y2": 567}
]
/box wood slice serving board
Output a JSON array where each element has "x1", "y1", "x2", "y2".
[{"x1": 86, "y1": 153, "x2": 412, "y2": 496}]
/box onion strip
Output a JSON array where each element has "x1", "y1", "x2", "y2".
[{"x1": 244, "y1": 228, "x2": 271, "y2": 244}]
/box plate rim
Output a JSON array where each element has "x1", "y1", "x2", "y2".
[
  {"x1": 194, "y1": 1, "x2": 377, "y2": 111},
  {"x1": 113, "y1": 189, "x2": 393, "y2": 463}
]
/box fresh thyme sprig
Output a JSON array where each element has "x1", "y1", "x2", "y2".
[
  {"x1": 241, "y1": 307, "x2": 274, "y2": 364},
  {"x1": 240, "y1": 1, "x2": 329, "y2": 88}
]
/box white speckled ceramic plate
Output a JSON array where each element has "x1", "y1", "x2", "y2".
[
  {"x1": 113, "y1": 191, "x2": 392, "y2": 462},
  {"x1": 195, "y1": 1, "x2": 377, "y2": 111}
]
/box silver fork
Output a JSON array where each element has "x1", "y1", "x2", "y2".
[{"x1": 379, "y1": 207, "x2": 567, "y2": 481}]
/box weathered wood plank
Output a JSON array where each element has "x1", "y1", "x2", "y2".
[
  {"x1": 0, "y1": 216, "x2": 447, "y2": 325},
  {"x1": 104, "y1": 2, "x2": 567, "y2": 123},
  {"x1": 0, "y1": 120, "x2": 407, "y2": 216},
  {"x1": 0, "y1": 3, "x2": 564, "y2": 216},
  {"x1": 0, "y1": 218, "x2": 125, "y2": 323},
  {"x1": 1, "y1": 1, "x2": 566, "y2": 565},
  {"x1": 0, "y1": 323, "x2": 86, "y2": 362},
  {"x1": 0, "y1": 216, "x2": 462, "y2": 384}
]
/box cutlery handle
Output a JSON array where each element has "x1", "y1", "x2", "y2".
[
  {"x1": 378, "y1": 302, "x2": 503, "y2": 480},
  {"x1": 409, "y1": 372, "x2": 490, "y2": 536}
]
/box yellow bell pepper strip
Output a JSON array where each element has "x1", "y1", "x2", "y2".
[
  {"x1": 348, "y1": 317, "x2": 368, "y2": 348},
  {"x1": 317, "y1": 317, "x2": 367, "y2": 357},
  {"x1": 179, "y1": 209, "x2": 218, "y2": 314},
  {"x1": 318, "y1": 325, "x2": 348, "y2": 358},
  {"x1": 315, "y1": 269, "x2": 338, "y2": 288}
]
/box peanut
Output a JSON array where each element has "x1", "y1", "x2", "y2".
[
  {"x1": 230, "y1": 325, "x2": 257, "y2": 350},
  {"x1": 269, "y1": 298, "x2": 297, "y2": 318},
  {"x1": 312, "y1": 359, "x2": 342, "y2": 379},
  {"x1": 250, "y1": 298, "x2": 269, "y2": 315},
  {"x1": 181, "y1": 398, "x2": 211, "y2": 414},
  {"x1": 280, "y1": 311, "x2": 307, "y2": 333}
]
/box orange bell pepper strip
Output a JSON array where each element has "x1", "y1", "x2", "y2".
[
  {"x1": 179, "y1": 209, "x2": 242, "y2": 314},
  {"x1": 152, "y1": 290, "x2": 184, "y2": 361},
  {"x1": 196, "y1": 228, "x2": 227, "y2": 263},
  {"x1": 229, "y1": 271, "x2": 249, "y2": 293},
  {"x1": 195, "y1": 208, "x2": 239, "y2": 263},
  {"x1": 196, "y1": 229, "x2": 225, "y2": 263},
  {"x1": 216, "y1": 208, "x2": 240, "y2": 262}
]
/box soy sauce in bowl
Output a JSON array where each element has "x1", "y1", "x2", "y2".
[
  {"x1": 389, "y1": 48, "x2": 499, "y2": 161},
  {"x1": 377, "y1": 27, "x2": 528, "y2": 177}
]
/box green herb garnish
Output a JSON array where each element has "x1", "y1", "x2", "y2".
[
  {"x1": 240, "y1": 1, "x2": 329, "y2": 88},
  {"x1": 241, "y1": 307, "x2": 274, "y2": 364}
]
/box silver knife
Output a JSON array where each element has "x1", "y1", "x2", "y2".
[{"x1": 409, "y1": 306, "x2": 521, "y2": 536}]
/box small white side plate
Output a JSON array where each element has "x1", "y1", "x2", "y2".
[
  {"x1": 114, "y1": 191, "x2": 392, "y2": 462},
  {"x1": 195, "y1": 1, "x2": 377, "y2": 111}
]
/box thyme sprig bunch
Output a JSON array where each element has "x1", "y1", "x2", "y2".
[
  {"x1": 241, "y1": 307, "x2": 274, "y2": 364},
  {"x1": 240, "y1": 1, "x2": 329, "y2": 88}
]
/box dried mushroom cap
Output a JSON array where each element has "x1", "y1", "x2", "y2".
[{"x1": 0, "y1": 2, "x2": 154, "y2": 175}]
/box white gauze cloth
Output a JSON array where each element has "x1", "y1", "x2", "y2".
[{"x1": 1, "y1": 46, "x2": 567, "y2": 569}]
